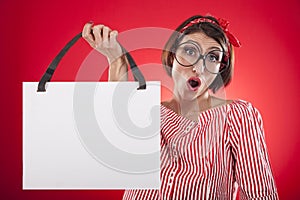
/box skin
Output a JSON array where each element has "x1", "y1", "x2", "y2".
[
  {"x1": 82, "y1": 23, "x2": 232, "y2": 122},
  {"x1": 82, "y1": 22, "x2": 128, "y2": 81},
  {"x1": 166, "y1": 32, "x2": 232, "y2": 121}
]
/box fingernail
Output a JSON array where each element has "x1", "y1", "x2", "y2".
[
  {"x1": 88, "y1": 20, "x2": 94, "y2": 24},
  {"x1": 111, "y1": 31, "x2": 118, "y2": 36}
]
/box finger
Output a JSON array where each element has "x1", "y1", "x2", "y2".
[
  {"x1": 92, "y1": 24, "x2": 104, "y2": 47},
  {"x1": 102, "y1": 26, "x2": 111, "y2": 45},
  {"x1": 109, "y1": 30, "x2": 118, "y2": 44},
  {"x1": 82, "y1": 22, "x2": 94, "y2": 43}
]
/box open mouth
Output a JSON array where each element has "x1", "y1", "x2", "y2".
[{"x1": 187, "y1": 77, "x2": 201, "y2": 91}]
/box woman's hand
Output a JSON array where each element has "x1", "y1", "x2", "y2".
[
  {"x1": 82, "y1": 22, "x2": 128, "y2": 81},
  {"x1": 82, "y1": 22, "x2": 123, "y2": 64}
]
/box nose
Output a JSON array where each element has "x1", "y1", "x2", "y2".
[{"x1": 192, "y1": 58, "x2": 205, "y2": 74}]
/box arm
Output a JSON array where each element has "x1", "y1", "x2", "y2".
[
  {"x1": 228, "y1": 102, "x2": 278, "y2": 199},
  {"x1": 82, "y1": 22, "x2": 128, "y2": 81}
]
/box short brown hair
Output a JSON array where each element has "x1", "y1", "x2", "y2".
[{"x1": 161, "y1": 15, "x2": 235, "y2": 93}]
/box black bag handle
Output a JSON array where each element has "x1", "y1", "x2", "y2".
[{"x1": 37, "y1": 32, "x2": 146, "y2": 92}]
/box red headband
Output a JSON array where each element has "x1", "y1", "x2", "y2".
[{"x1": 180, "y1": 17, "x2": 241, "y2": 47}]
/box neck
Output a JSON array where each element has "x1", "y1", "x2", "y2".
[{"x1": 172, "y1": 90, "x2": 212, "y2": 119}]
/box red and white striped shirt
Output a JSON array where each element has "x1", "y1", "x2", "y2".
[{"x1": 123, "y1": 100, "x2": 278, "y2": 199}]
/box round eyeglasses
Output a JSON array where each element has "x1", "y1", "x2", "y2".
[{"x1": 174, "y1": 41, "x2": 226, "y2": 74}]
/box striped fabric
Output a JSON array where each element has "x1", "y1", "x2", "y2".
[{"x1": 123, "y1": 100, "x2": 278, "y2": 200}]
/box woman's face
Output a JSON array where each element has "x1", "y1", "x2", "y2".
[{"x1": 172, "y1": 32, "x2": 223, "y2": 101}]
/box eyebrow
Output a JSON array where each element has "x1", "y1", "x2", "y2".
[{"x1": 185, "y1": 39, "x2": 222, "y2": 52}]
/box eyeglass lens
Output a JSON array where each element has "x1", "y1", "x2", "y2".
[{"x1": 175, "y1": 42, "x2": 224, "y2": 74}]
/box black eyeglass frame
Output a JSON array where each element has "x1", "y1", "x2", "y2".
[{"x1": 173, "y1": 41, "x2": 228, "y2": 74}]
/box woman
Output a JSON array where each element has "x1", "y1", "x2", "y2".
[{"x1": 82, "y1": 15, "x2": 278, "y2": 199}]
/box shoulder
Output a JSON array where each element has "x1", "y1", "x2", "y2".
[
  {"x1": 229, "y1": 99, "x2": 261, "y2": 115},
  {"x1": 161, "y1": 100, "x2": 178, "y2": 112},
  {"x1": 227, "y1": 99, "x2": 264, "y2": 128},
  {"x1": 160, "y1": 99, "x2": 181, "y2": 118}
]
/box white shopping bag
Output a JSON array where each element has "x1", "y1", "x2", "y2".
[{"x1": 22, "y1": 33, "x2": 160, "y2": 189}]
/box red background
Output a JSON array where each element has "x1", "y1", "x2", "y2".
[{"x1": 1, "y1": 0, "x2": 300, "y2": 199}]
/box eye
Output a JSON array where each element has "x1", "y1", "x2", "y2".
[
  {"x1": 183, "y1": 46, "x2": 197, "y2": 57},
  {"x1": 206, "y1": 52, "x2": 221, "y2": 63},
  {"x1": 207, "y1": 53, "x2": 219, "y2": 62}
]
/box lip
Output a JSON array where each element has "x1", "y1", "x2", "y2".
[{"x1": 187, "y1": 77, "x2": 201, "y2": 91}]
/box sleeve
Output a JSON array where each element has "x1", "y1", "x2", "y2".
[{"x1": 228, "y1": 101, "x2": 279, "y2": 199}]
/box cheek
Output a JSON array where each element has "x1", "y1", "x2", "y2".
[
  {"x1": 171, "y1": 61, "x2": 218, "y2": 90},
  {"x1": 202, "y1": 73, "x2": 218, "y2": 86},
  {"x1": 171, "y1": 63, "x2": 187, "y2": 85}
]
